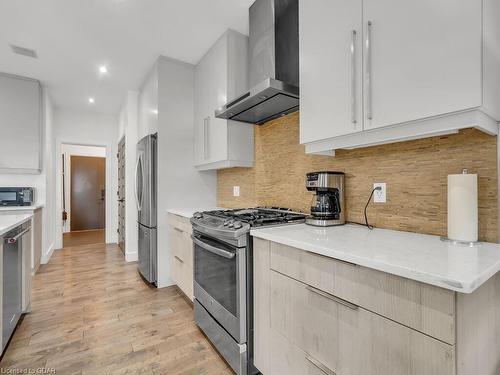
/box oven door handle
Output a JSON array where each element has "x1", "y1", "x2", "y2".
[{"x1": 192, "y1": 236, "x2": 235, "y2": 259}]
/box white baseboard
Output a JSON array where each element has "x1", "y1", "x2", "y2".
[
  {"x1": 125, "y1": 251, "x2": 138, "y2": 262},
  {"x1": 157, "y1": 279, "x2": 174, "y2": 289},
  {"x1": 41, "y1": 243, "x2": 55, "y2": 264}
]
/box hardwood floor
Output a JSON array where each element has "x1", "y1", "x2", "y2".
[
  {"x1": 0, "y1": 243, "x2": 232, "y2": 375},
  {"x1": 63, "y1": 229, "x2": 106, "y2": 248}
]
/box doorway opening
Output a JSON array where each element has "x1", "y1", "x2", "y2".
[{"x1": 61, "y1": 144, "x2": 106, "y2": 248}]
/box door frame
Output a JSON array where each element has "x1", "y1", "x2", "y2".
[
  {"x1": 117, "y1": 135, "x2": 126, "y2": 252},
  {"x1": 55, "y1": 138, "x2": 115, "y2": 250}
]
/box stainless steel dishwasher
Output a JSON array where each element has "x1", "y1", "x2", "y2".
[{"x1": 2, "y1": 221, "x2": 30, "y2": 351}]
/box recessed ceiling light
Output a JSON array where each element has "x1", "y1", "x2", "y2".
[
  {"x1": 99, "y1": 65, "x2": 108, "y2": 74},
  {"x1": 88, "y1": 97, "x2": 95, "y2": 104}
]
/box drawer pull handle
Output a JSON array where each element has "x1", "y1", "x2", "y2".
[
  {"x1": 306, "y1": 285, "x2": 358, "y2": 311},
  {"x1": 174, "y1": 255, "x2": 184, "y2": 263},
  {"x1": 305, "y1": 354, "x2": 337, "y2": 375},
  {"x1": 173, "y1": 227, "x2": 183, "y2": 233}
]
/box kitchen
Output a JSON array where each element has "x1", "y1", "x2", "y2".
[{"x1": 1, "y1": 0, "x2": 500, "y2": 374}]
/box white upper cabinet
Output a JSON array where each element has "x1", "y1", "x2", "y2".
[
  {"x1": 364, "y1": 0, "x2": 481, "y2": 130},
  {"x1": 299, "y1": 0, "x2": 363, "y2": 144},
  {"x1": 0, "y1": 74, "x2": 42, "y2": 173},
  {"x1": 194, "y1": 30, "x2": 254, "y2": 170},
  {"x1": 300, "y1": 0, "x2": 500, "y2": 153}
]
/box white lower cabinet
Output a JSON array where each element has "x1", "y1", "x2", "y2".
[
  {"x1": 168, "y1": 214, "x2": 193, "y2": 300},
  {"x1": 254, "y1": 238, "x2": 500, "y2": 375}
]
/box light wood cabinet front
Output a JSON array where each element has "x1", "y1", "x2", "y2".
[
  {"x1": 255, "y1": 238, "x2": 500, "y2": 375},
  {"x1": 270, "y1": 241, "x2": 455, "y2": 343},
  {"x1": 168, "y1": 214, "x2": 193, "y2": 301},
  {"x1": 270, "y1": 270, "x2": 455, "y2": 375}
]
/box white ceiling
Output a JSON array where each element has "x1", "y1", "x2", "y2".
[{"x1": 0, "y1": 0, "x2": 253, "y2": 114}]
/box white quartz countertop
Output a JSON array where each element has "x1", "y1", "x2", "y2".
[
  {"x1": 0, "y1": 204, "x2": 43, "y2": 212},
  {"x1": 166, "y1": 207, "x2": 226, "y2": 219},
  {"x1": 250, "y1": 224, "x2": 500, "y2": 293},
  {"x1": 0, "y1": 214, "x2": 33, "y2": 237}
]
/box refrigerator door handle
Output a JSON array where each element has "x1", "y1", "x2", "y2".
[{"x1": 134, "y1": 153, "x2": 143, "y2": 212}]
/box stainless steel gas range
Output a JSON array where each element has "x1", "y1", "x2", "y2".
[{"x1": 191, "y1": 208, "x2": 306, "y2": 375}]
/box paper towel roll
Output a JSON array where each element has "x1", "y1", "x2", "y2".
[{"x1": 447, "y1": 171, "x2": 478, "y2": 242}]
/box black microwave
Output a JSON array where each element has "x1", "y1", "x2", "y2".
[{"x1": 0, "y1": 187, "x2": 35, "y2": 206}]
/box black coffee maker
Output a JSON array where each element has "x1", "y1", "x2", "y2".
[{"x1": 306, "y1": 171, "x2": 345, "y2": 226}]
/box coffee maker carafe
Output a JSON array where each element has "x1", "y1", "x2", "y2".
[{"x1": 306, "y1": 171, "x2": 345, "y2": 226}]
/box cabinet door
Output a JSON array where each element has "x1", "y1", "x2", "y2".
[
  {"x1": 194, "y1": 34, "x2": 229, "y2": 165},
  {"x1": 364, "y1": 0, "x2": 481, "y2": 129},
  {"x1": 205, "y1": 34, "x2": 229, "y2": 163},
  {"x1": 270, "y1": 270, "x2": 455, "y2": 375},
  {"x1": 194, "y1": 56, "x2": 209, "y2": 165},
  {"x1": 0, "y1": 74, "x2": 41, "y2": 172},
  {"x1": 299, "y1": 0, "x2": 363, "y2": 144}
]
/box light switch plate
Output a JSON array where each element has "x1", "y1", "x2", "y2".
[
  {"x1": 373, "y1": 183, "x2": 386, "y2": 203},
  {"x1": 233, "y1": 186, "x2": 240, "y2": 197}
]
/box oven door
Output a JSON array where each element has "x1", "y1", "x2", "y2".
[{"x1": 193, "y1": 232, "x2": 246, "y2": 344}]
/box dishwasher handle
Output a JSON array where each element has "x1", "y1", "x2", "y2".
[{"x1": 5, "y1": 227, "x2": 31, "y2": 244}]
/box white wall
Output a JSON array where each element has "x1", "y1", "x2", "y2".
[
  {"x1": 138, "y1": 56, "x2": 217, "y2": 288},
  {"x1": 41, "y1": 90, "x2": 55, "y2": 263},
  {"x1": 138, "y1": 65, "x2": 158, "y2": 139},
  {"x1": 53, "y1": 109, "x2": 119, "y2": 249},
  {"x1": 61, "y1": 144, "x2": 106, "y2": 233},
  {"x1": 118, "y1": 91, "x2": 139, "y2": 262}
]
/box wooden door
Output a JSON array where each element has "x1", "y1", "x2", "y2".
[
  {"x1": 117, "y1": 137, "x2": 126, "y2": 252},
  {"x1": 299, "y1": 0, "x2": 363, "y2": 144},
  {"x1": 363, "y1": 0, "x2": 481, "y2": 130},
  {"x1": 70, "y1": 156, "x2": 106, "y2": 231}
]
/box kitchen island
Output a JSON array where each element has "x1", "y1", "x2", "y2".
[
  {"x1": 251, "y1": 224, "x2": 500, "y2": 375},
  {"x1": 0, "y1": 214, "x2": 33, "y2": 354}
]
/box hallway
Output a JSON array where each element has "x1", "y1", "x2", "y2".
[
  {"x1": 63, "y1": 229, "x2": 105, "y2": 248},
  {"x1": 0, "y1": 243, "x2": 231, "y2": 374}
]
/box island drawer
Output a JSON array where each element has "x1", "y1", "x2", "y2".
[
  {"x1": 269, "y1": 241, "x2": 455, "y2": 344},
  {"x1": 269, "y1": 269, "x2": 455, "y2": 375}
]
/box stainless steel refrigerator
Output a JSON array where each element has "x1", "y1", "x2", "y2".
[{"x1": 135, "y1": 133, "x2": 157, "y2": 284}]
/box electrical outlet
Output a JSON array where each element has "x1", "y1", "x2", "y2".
[
  {"x1": 233, "y1": 186, "x2": 240, "y2": 197},
  {"x1": 373, "y1": 183, "x2": 386, "y2": 203}
]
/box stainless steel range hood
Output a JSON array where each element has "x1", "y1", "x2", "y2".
[{"x1": 215, "y1": 0, "x2": 299, "y2": 125}]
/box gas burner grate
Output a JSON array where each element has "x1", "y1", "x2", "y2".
[{"x1": 203, "y1": 207, "x2": 306, "y2": 227}]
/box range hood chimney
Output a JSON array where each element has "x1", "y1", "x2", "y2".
[{"x1": 215, "y1": 0, "x2": 299, "y2": 125}]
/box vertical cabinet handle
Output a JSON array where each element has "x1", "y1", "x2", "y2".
[
  {"x1": 206, "y1": 116, "x2": 210, "y2": 160},
  {"x1": 366, "y1": 21, "x2": 373, "y2": 120},
  {"x1": 350, "y1": 29, "x2": 357, "y2": 125},
  {"x1": 203, "y1": 117, "x2": 209, "y2": 161}
]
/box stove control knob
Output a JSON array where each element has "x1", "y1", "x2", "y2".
[
  {"x1": 228, "y1": 222, "x2": 234, "y2": 228},
  {"x1": 223, "y1": 220, "x2": 230, "y2": 226},
  {"x1": 193, "y1": 212, "x2": 203, "y2": 219},
  {"x1": 233, "y1": 221, "x2": 242, "y2": 229}
]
